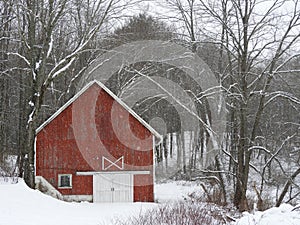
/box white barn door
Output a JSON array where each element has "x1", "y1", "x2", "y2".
[{"x1": 93, "y1": 173, "x2": 133, "y2": 203}]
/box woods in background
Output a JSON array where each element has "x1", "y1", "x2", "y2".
[{"x1": 0, "y1": 0, "x2": 300, "y2": 211}]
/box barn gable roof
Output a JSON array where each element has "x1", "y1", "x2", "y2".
[{"x1": 36, "y1": 80, "x2": 162, "y2": 142}]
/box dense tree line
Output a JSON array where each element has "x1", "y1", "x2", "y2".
[{"x1": 0, "y1": 0, "x2": 300, "y2": 212}]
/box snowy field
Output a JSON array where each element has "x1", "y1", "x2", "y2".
[
  {"x1": 0, "y1": 179, "x2": 300, "y2": 225},
  {"x1": 236, "y1": 204, "x2": 300, "y2": 225},
  {"x1": 0, "y1": 179, "x2": 155, "y2": 225}
]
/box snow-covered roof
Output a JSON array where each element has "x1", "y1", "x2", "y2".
[{"x1": 36, "y1": 80, "x2": 162, "y2": 142}]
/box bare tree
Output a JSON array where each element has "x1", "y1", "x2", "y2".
[
  {"x1": 8, "y1": 0, "x2": 120, "y2": 188},
  {"x1": 161, "y1": 0, "x2": 300, "y2": 210},
  {"x1": 0, "y1": 0, "x2": 15, "y2": 170},
  {"x1": 197, "y1": 0, "x2": 300, "y2": 210}
]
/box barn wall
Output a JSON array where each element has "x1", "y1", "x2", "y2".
[
  {"x1": 36, "y1": 83, "x2": 154, "y2": 202},
  {"x1": 134, "y1": 174, "x2": 154, "y2": 202}
]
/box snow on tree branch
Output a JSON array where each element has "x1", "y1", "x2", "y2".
[
  {"x1": 132, "y1": 68, "x2": 215, "y2": 135},
  {"x1": 7, "y1": 53, "x2": 30, "y2": 67},
  {"x1": 265, "y1": 91, "x2": 300, "y2": 107}
]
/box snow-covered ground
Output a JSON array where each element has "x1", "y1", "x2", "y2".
[
  {"x1": 237, "y1": 204, "x2": 300, "y2": 225},
  {"x1": 0, "y1": 178, "x2": 300, "y2": 225},
  {"x1": 155, "y1": 180, "x2": 203, "y2": 202},
  {"x1": 0, "y1": 179, "x2": 155, "y2": 225}
]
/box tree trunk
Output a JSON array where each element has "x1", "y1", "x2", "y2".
[
  {"x1": 163, "y1": 135, "x2": 168, "y2": 169},
  {"x1": 182, "y1": 132, "x2": 186, "y2": 174},
  {"x1": 215, "y1": 155, "x2": 227, "y2": 204},
  {"x1": 276, "y1": 167, "x2": 300, "y2": 207},
  {"x1": 170, "y1": 132, "x2": 173, "y2": 158},
  {"x1": 176, "y1": 132, "x2": 182, "y2": 171},
  {"x1": 24, "y1": 122, "x2": 37, "y2": 188}
]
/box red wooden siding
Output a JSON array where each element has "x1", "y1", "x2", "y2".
[
  {"x1": 36, "y1": 83, "x2": 154, "y2": 201},
  {"x1": 134, "y1": 174, "x2": 154, "y2": 202}
]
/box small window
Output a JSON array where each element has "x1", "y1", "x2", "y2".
[{"x1": 58, "y1": 174, "x2": 72, "y2": 188}]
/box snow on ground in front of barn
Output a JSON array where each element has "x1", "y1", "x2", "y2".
[
  {"x1": 1, "y1": 178, "x2": 300, "y2": 225},
  {"x1": 0, "y1": 179, "x2": 156, "y2": 225}
]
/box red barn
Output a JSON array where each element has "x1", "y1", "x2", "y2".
[{"x1": 35, "y1": 80, "x2": 161, "y2": 203}]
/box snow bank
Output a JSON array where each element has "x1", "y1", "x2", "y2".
[
  {"x1": 35, "y1": 176, "x2": 63, "y2": 200},
  {"x1": 0, "y1": 179, "x2": 155, "y2": 225},
  {"x1": 1, "y1": 179, "x2": 300, "y2": 225},
  {"x1": 236, "y1": 204, "x2": 300, "y2": 225}
]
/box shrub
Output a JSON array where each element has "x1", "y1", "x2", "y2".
[{"x1": 116, "y1": 200, "x2": 236, "y2": 225}]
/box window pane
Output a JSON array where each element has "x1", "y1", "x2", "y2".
[{"x1": 60, "y1": 175, "x2": 71, "y2": 187}]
